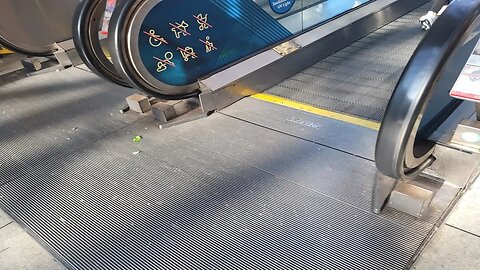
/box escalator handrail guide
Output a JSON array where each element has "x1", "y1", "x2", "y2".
[
  {"x1": 108, "y1": 0, "x2": 201, "y2": 99},
  {"x1": 73, "y1": 0, "x2": 132, "y2": 88},
  {"x1": 375, "y1": 0, "x2": 480, "y2": 179}
]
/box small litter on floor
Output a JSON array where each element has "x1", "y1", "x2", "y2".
[{"x1": 133, "y1": 135, "x2": 143, "y2": 143}]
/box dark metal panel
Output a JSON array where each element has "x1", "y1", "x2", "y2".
[{"x1": 0, "y1": 0, "x2": 81, "y2": 56}]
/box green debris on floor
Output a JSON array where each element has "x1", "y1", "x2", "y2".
[{"x1": 132, "y1": 135, "x2": 143, "y2": 143}]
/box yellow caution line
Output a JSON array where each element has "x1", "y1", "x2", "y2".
[
  {"x1": 252, "y1": 93, "x2": 381, "y2": 131},
  {"x1": 0, "y1": 48, "x2": 14, "y2": 55}
]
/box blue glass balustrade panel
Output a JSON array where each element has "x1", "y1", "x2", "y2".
[
  {"x1": 138, "y1": 0, "x2": 374, "y2": 86},
  {"x1": 139, "y1": 0, "x2": 292, "y2": 86}
]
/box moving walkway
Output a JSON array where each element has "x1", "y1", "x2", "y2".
[
  {"x1": 1, "y1": 0, "x2": 480, "y2": 269},
  {"x1": 88, "y1": 0, "x2": 480, "y2": 208}
]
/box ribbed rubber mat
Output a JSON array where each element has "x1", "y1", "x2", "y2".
[{"x1": 265, "y1": 5, "x2": 429, "y2": 122}]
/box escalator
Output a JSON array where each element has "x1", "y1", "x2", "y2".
[{"x1": 1, "y1": 0, "x2": 480, "y2": 269}]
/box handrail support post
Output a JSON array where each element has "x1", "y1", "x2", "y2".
[{"x1": 372, "y1": 172, "x2": 398, "y2": 214}]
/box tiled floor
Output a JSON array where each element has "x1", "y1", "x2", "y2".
[
  {"x1": 413, "y1": 177, "x2": 480, "y2": 269},
  {"x1": 0, "y1": 209, "x2": 66, "y2": 270}
]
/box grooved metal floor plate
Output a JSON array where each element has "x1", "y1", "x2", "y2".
[
  {"x1": 0, "y1": 67, "x2": 460, "y2": 270},
  {"x1": 0, "y1": 67, "x2": 143, "y2": 185},
  {"x1": 265, "y1": 4, "x2": 429, "y2": 122}
]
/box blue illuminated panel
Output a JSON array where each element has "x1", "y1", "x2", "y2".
[
  {"x1": 269, "y1": 0, "x2": 296, "y2": 14},
  {"x1": 137, "y1": 0, "x2": 374, "y2": 87},
  {"x1": 138, "y1": 0, "x2": 292, "y2": 86}
]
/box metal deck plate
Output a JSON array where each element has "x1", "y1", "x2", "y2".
[
  {"x1": 0, "y1": 68, "x2": 142, "y2": 185},
  {"x1": 265, "y1": 5, "x2": 429, "y2": 122},
  {"x1": 220, "y1": 97, "x2": 378, "y2": 160},
  {"x1": 0, "y1": 67, "x2": 460, "y2": 270}
]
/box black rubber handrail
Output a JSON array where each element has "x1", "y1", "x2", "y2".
[
  {"x1": 73, "y1": 0, "x2": 132, "y2": 87},
  {"x1": 375, "y1": 0, "x2": 480, "y2": 180},
  {"x1": 0, "y1": 36, "x2": 55, "y2": 57},
  {"x1": 107, "y1": 0, "x2": 201, "y2": 100}
]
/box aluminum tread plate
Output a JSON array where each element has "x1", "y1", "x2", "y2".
[
  {"x1": 265, "y1": 5, "x2": 429, "y2": 122},
  {"x1": 0, "y1": 67, "x2": 458, "y2": 269}
]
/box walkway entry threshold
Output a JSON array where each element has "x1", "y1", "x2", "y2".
[{"x1": 0, "y1": 67, "x2": 460, "y2": 270}]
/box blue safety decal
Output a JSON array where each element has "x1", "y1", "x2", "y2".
[
  {"x1": 138, "y1": 0, "x2": 292, "y2": 86},
  {"x1": 269, "y1": 0, "x2": 296, "y2": 14}
]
